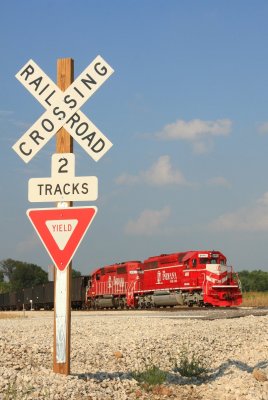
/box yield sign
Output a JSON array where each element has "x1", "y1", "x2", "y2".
[{"x1": 27, "y1": 207, "x2": 97, "y2": 271}]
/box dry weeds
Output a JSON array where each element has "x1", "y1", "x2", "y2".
[
  {"x1": 0, "y1": 312, "x2": 26, "y2": 319},
  {"x1": 241, "y1": 291, "x2": 268, "y2": 307}
]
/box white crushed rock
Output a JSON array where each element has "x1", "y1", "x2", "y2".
[{"x1": 0, "y1": 311, "x2": 267, "y2": 400}]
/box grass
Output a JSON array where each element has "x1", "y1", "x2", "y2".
[
  {"x1": 174, "y1": 346, "x2": 208, "y2": 378},
  {"x1": 132, "y1": 365, "x2": 167, "y2": 388},
  {"x1": 3, "y1": 383, "x2": 19, "y2": 400},
  {"x1": 0, "y1": 312, "x2": 27, "y2": 319},
  {"x1": 241, "y1": 291, "x2": 268, "y2": 307},
  {"x1": 3, "y1": 383, "x2": 34, "y2": 400},
  {"x1": 132, "y1": 346, "x2": 208, "y2": 392}
]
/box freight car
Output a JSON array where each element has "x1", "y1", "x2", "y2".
[
  {"x1": 0, "y1": 276, "x2": 89, "y2": 311},
  {"x1": 86, "y1": 250, "x2": 242, "y2": 308}
]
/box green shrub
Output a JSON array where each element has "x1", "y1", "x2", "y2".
[
  {"x1": 174, "y1": 346, "x2": 208, "y2": 378},
  {"x1": 132, "y1": 365, "x2": 167, "y2": 386}
]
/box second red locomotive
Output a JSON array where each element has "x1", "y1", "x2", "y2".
[{"x1": 86, "y1": 250, "x2": 242, "y2": 308}]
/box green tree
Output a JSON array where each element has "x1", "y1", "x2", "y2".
[
  {"x1": 0, "y1": 259, "x2": 48, "y2": 291},
  {"x1": 0, "y1": 281, "x2": 11, "y2": 294},
  {"x1": 72, "y1": 268, "x2": 81, "y2": 278},
  {"x1": 0, "y1": 259, "x2": 16, "y2": 281},
  {"x1": 239, "y1": 270, "x2": 268, "y2": 292},
  {"x1": 0, "y1": 265, "x2": 11, "y2": 293}
]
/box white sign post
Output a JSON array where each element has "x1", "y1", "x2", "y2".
[{"x1": 13, "y1": 56, "x2": 114, "y2": 375}]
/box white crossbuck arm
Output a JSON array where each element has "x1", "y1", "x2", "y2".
[{"x1": 13, "y1": 56, "x2": 114, "y2": 163}]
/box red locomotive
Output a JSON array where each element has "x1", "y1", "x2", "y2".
[{"x1": 86, "y1": 250, "x2": 242, "y2": 308}]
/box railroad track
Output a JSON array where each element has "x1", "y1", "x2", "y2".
[{"x1": 71, "y1": 306, "x2": 268, "y2": 320}]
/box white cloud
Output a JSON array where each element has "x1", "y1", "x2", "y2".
[
  {"x1": 155, "y1": 118, "x2": 232, "y2": 153},
  {"x1": 156, "y1": 118, "x2": 232, "y2": 140},
  {"x1": 116, "y1": 155, "x2": 188, "y2": 186},
  {"x1": 258, "y1": 122, "x2": 268, "y2": 134},
  {"x1": 257, "y1": 192, "x2": 268, "y2": 205},
  {"x1": 125, "y1": 206, "x2": 171, "y2": 236},
  {"x1": 142, "y1": 155, "x2": 186, "y2": 185},
  {"x1": 192, "y1": 141, "x2": 213, "y2": 154},
  {"x1": 115, "y1": 173, "x2": 139, "y2": 185},
  {"x1": 206, "y1": 176, "x2": 231, "y2": 188},
  {"x1": 0, "y1": 110, "x2": 13, "y2": 117},
  {"x1": 209, "y1": 192, "x2": 268, "y2": 231}
]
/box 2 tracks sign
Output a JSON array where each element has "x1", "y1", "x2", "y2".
[{"x1": 28, "y1": 153, "x2": 98, "y2": 203}]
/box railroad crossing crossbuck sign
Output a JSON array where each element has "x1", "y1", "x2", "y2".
[{"x1": 13, "y1": 56, "x2": 114, "y2": 163}]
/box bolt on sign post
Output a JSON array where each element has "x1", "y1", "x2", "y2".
[{"x1": 13, "y1": 56, "x2": 114, "y2": 375}]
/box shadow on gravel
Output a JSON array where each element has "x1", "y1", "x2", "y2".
[
  {"x1": 72, "y1": 359, "x2": 268, "y2": 386},
  {"x1": 74, "y1": 371, "x2": 132, "y2": 381},
  {"x1": 206, "y1": 358, "x2": 268, "y2": 380},
  {"x1": 73, "y1": 358, "x2": 268, "y2": 386},
  {"x1": 168, "y1": 359, "x2": 268, "y2": 386}
]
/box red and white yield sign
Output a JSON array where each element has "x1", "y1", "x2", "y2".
[
  {"x1": 13, "y1": 56, "x2": 114, "y2": 163},
  {"x1": 27, "y1": 207, "x2": 97, "y2": 271}
]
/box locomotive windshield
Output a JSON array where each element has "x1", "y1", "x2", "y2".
[
  {"x1": 200, "y1": 258, "x2": 220, "y2": 264},
  {"x1": 200, "y1": 258, "x2": 213, "y2": 264},
  {"x1": 199, "y1": 257, "x2": 226, "y2": 265}
]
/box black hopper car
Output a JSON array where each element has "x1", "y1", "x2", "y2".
[{"x1": 0, "y1": 276, "x2": 89, "y2": 311}]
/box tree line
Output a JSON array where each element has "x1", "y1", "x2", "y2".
[
  {"x1": 238, "y1": 270, "x2": 268, "y2": 292},
  {"x1": 0, "y1": 259, "x2": 81, "y2": 293}
]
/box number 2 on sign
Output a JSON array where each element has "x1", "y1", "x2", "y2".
[
  {"x1": 58, "y1": 157, "x2": 68, "y2": 174},
  {"x1": 52, "y1": 153, "x2": 75, "y2": 178}
]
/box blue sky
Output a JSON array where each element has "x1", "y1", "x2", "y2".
[{"x1": 1, "y1": 0, "x2": 268, "y2": 274}]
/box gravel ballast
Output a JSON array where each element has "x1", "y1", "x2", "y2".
[{"x1": 0, "y1": 311, "x2": 267, "y2": 400}]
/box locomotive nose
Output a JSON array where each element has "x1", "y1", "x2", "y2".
[
  {"x1": 206, "y1": 263, "x2": 228, "y2": 285},
  {"x1": 206, "y1": 263, "x2": 226, "y2": 274}
]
